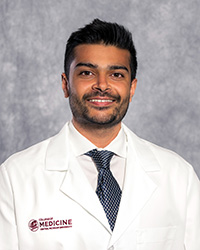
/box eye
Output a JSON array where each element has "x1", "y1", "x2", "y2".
[
  {"x1": 79, "y1": 71, "x2": 93, "y2": 76},
  {"x1": 112, "y1": 72, "x2": 124, "y2": 78}
]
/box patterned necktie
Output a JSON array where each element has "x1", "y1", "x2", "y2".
[{"x1": 85, "y1": 149, "x2": 122, "y2": 231}]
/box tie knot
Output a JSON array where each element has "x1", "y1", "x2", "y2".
[{"x1": 85, "y1": 149, "x2": 114, "y2": 171}]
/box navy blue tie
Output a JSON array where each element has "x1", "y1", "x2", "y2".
[{"x1": 85, "y1": 149, "x2": 122, "y2": 231}]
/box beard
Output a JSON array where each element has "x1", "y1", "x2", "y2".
[{"x1": 68, "y1": 90, "x2": 130, "y2": 129}]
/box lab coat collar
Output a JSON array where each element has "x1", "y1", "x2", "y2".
[
  {"x1": 45, "y1": 122, "x2": 161, "y2": 172},
  {"x1": 45, "y1": 123, "x2": 70, "y2": 171},
  {"x1": 122, "y1": 123, "x2": 161, "y2": 172}
]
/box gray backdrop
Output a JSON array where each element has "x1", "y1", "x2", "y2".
[{"x1": 0, "y1": 0, "x2": 200, "y2": 178}]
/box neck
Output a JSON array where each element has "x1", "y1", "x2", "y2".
[{"x1": 72, "y1": 119, "x2": 121, "y2": 148}]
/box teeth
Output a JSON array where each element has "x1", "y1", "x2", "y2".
[{"x1": 89, "y1": 99, "x2": 113, "y2": 103}]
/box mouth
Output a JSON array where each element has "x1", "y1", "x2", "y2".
[
  {"x1": 89, "y1": 99, "x2": 114, "y2": 103},
  {"x1": 87, "y1": 97, "x2": 115, "y2": 107}
]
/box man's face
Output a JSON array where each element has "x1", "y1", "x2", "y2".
[{"x1": 62, "y1": 44, "x2": 137, "y2": 129}]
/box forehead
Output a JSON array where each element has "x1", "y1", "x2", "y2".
[{"x1": 71, "y1": 44, "x2": 131, "y2": 69}]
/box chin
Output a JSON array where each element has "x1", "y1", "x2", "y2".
[{"x1": 83, "y1": 114, "x2": 123, "y2": 128}]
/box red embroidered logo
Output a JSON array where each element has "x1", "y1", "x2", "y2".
[
  {"x1": 28, "y1": 219, "x2": 39, "y2": 232},
  {"x1": 28, "y1": 217, "x2": 72, "y2": 232}
]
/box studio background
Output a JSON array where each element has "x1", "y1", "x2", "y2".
[{"x1": 0, "y1": 0, "x2": 200, "y2": 178}]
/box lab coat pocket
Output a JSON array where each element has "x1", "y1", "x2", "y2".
[{"x1": 136, "y1": 226, "x2": 177, "y2": 250}]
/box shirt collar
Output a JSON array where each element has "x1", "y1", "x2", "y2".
[{"x1": 68, "y1": 121, "x2": 126, "y2": 158}]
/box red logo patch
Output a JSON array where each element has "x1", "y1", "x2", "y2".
[{"x1": 28, "y1": 217, "x2": 72, "y2": 232}]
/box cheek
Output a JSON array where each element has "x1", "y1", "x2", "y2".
[
  {"x1": 116, "y1": 85, "x2": 132, "y2": 98},
  {"x1": 70, "y1": 76, "x2": 92, "y2": 94},
  {"x1": 69, "y1": 82, "x2": 85, "y2": 97}
]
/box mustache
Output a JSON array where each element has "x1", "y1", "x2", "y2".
[{"x1": 82, "y1": 91, "x2": 121, "y2": 102}]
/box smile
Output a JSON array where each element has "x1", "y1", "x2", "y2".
[{"x1": 89, "y1": 99, "x2": 114, "y2": 103}]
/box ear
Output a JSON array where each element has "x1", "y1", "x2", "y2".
[
  {"x1": 129, "y1": 78, "x2": 137, "y2": 102},
  {"x1": 61, "y1": 73, "x2": 69, "y2": 98}
]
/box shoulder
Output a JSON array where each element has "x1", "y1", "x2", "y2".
[
  {"x1": 145, "y1": 138, "x2": 193, "y2": 177},
  {"x1": 123, "y1": 124, "x2": 195, "y2": 177},
  {"x1": 0, "y1": 122, "x2": 70, "y2": 175},
  {"x1": 1, "y1": 137, "x2": 51, "y2": 175}
]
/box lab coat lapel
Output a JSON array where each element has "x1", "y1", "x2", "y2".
[
  {"x1": 60, "y1": 156, "x2": 111, "y2": 232},
  {"x1": 109, "y1": 125, "x2": 160, "y2": 246},
  {"x1": 45, "y1": 123, "x2": 111, "y2": 233}
]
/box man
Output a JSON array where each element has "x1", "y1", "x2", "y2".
[{"x1": 0, "y1": 19, "x2": 199, "y2": 250}]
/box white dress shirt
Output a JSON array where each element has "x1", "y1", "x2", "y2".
[{"x1": 68, "y1": 121, "x2": 127, "y2": 190}]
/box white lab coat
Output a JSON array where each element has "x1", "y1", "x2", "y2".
[{"x1": 0, "y1": 122, "x2": 200, "y2": 250}]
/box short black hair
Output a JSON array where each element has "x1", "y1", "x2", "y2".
[{"x1": 64, "y1": 19, "x2": 137, "y2": 81}]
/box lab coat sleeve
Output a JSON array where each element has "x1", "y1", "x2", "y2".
[
  {"x1": 0, "y1": 163, "x2": 19, "y2": 250},
  {"x1": 184, "y1": 166, "x2": 200, "y2": 250}
]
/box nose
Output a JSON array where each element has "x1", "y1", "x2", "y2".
[{"x1": 92, "y1": 73, "x2": 111, "y2": 92}]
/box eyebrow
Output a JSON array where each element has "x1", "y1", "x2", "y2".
[
  {"x1": 75, "y1": 62, "x2": 129, "y2": 73},
  {"x1": 75, "y1": 63, "x2": 97, "y2": 69},
  {"x1": 109, "y1": 65, "x2": 129, "y2": 73}
]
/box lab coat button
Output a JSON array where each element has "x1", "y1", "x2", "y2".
[{"x1": 108, "y1": 246, "x2": 114, "y2": 250}]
